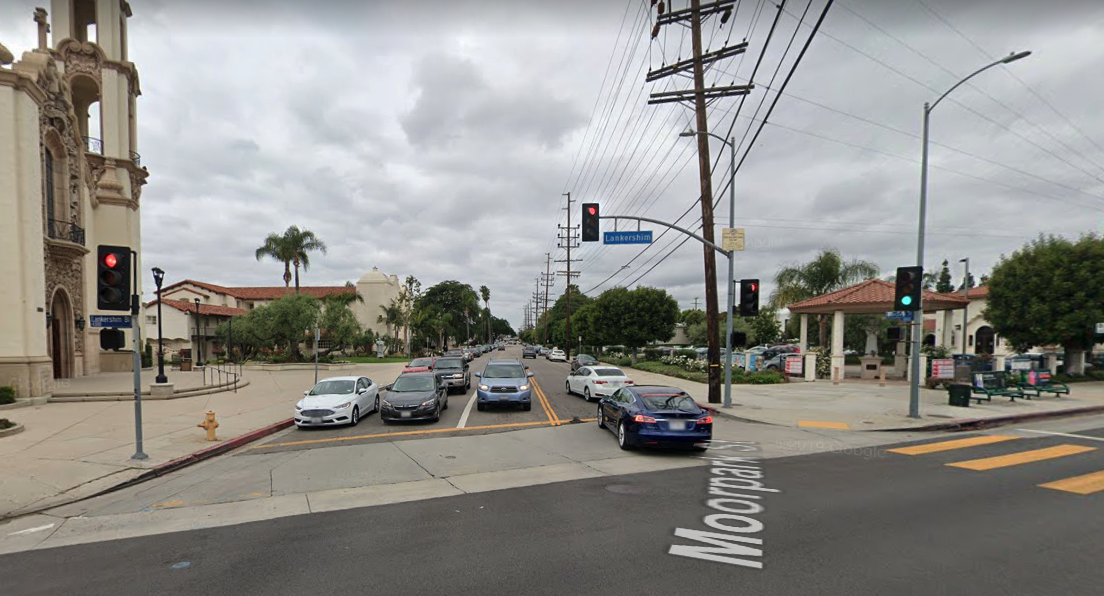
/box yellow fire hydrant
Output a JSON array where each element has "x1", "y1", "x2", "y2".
[{"x1": 198, "y1": 410, "x2": 219, "y2": 441}]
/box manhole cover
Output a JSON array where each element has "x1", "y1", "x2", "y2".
[{"x1": 606, "y1": 484, "x2": 649, "y2": 495}]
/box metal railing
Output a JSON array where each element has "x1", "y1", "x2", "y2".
[
  {"x1": 199, "y1": 361, "x2": 243, "y2": 393},
  {"x1": 129, "y1": 151, "x2": 141, "y2": 167},
  {"x1": 46, "y1": 219, "x2": 86, "y2": 245},
  {"x1": 83, "y1": 136, "x2": 103, "y2": 154}
]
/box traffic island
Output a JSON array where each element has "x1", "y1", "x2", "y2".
[{"x1": 0, "y1": 419, "x2": 24, "y2": 438}]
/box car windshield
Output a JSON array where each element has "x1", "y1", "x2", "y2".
[
  {"x1": 437, "y1": 358, "x2": 463, "y2": 369},
  {"x1": 579, "y1": 355, "x2": 596, "y2": 362},
  {"x1": 391, "y1": 376, "x2": 435, "y2": 392},
  {"x1": 641, "y1": 394, "x2": 698, "y2": 412},
  {"x1": 309, "y1": 380, "x2": 355, "y2": 395},
  {"x1": 483, "y1": 365, "x2": 526, "y2": 379},
  {"x1": 594, "y1": 368, "x2": 624, "y2": 377},
  {"x1": 409, "y1": 358, "x2": 433, "y2": 367}
]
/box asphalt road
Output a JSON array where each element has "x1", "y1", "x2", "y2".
[
  {"x1": 6, "y1": 428, "x2": 1104, "y2": 595},
  {"x1": 251, "y1": 346, "x2": 618, "y2": 454}
]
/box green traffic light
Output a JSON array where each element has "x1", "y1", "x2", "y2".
[{"x1": 901, "y1": 296, "x2": 913, "y2": 306}]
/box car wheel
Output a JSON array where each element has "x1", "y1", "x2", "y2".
[
  {"x1": 477, "y1": 402, "x2": 485, "y2": 411},
  {"x1": 373, "y1": 395, "x2": 380, "y2": 414},
  {"x1": 584, "y1": 387, "x2": 592, "y2": 402},
  {"x1": 565, "y1": 380, "x2": 572, "y2": 395},
  {"x1": 523, "y1": 402, "x2": 532, "y2": 411},
  {"x1": 432, "y1": 404, "x2": 441, "y2": 422},
  {"x1": 597, "y1": 404, "x2": 606, "y2": 429},
  {"x1": 617, "y1": 421, "x2": 634, "y2": 450},
  {"x1": 443, "y1": 395, "x2": 449, "y2": 410},
  {"x1": 350, "y1": 406, "x2": 360, "y2": 427}
]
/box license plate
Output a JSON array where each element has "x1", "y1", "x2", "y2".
[
  {"x1": 608, "y1": 381, "x2": 620, "y2": 387},
  {"x1": 668, "y1": 420, "x2": 687, "y2": 431},
  {"x1": 499, "y1": 397, "x2": 509, "y2": 403},
  {"x1": 310, "y1": 417, "x2": 322, "y2": 424},
  {"x1": 401, "y1": 411, "x2": 411, "y2": 418}
]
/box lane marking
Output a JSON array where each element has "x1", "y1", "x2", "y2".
[
  {"x1": 947, "y1": 444, "x2": 1097, "y2": 471},
  {"x1": 7, "y1": 523, "x2": 55, "y2": 536},
  {"x1": 888, "y1": 435, "x2": 1019, "y2": 455},
  {"x1": 536, "y1": 377, "x2": 563, "y2": 426},
  {"x1": 456, "y1": 391, "x2": 478, "y2": 429},
  {"x1": 1040, "y1": 470, "x2": 1104, "y2": 495},
  {"x1": 798, "y1": 420, "x2": 851, "y2": 430},
  {"x1": 252, "y1": 420, "x2": 560, "y2": 450},
  {"x1": 530, "y1": 377, "x2": 559, "y2": 426},
  {"x1": 1014, "y1": 429, "x2": 1104, "y2": 443}
]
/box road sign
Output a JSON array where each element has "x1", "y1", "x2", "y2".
[
  {"x1": 885, "y1": 311, "x2": 915, "y2": 322},
  {"x1": 721, "y1": 228, "x2": 746, "y2": 252},
  {"x1": 932, "y1": 358, "x2": 955, "y2": 379},
  {"x1": 603, "y1": 231, "x2": 653, "y2": 245},
  {"x1": 90, "y1": 315, "x2": 132, "y2": 328}
]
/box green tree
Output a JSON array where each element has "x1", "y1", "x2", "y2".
[
  {"x1": 680, "y1": 309, "x2": 706, "y2": 327},
  {"x1": 394, "y1": 276, "x2": 422, "y2": 356},
  {"x1": 255, "y1": 226, "x2": 327, "y2": 293},
  {"x1": 378, "y1": 300, "x2": 402, "y2": 347},
  {"x1": 770, "y1": 248, "x2": 879, "y2": 347},
  {"x1": 978, "y1": 273, "x2": 989, "y2": 286},
  {"x1": 936, "y1": 259, "x2": 954, "y2": 293},
  {"x1": 479, "y1": 285, "x2": 491, "y2": 342},
  {"x1": 319, "y1": 292, "x2": 364, "y2": 356},
  {"x1": 748, "y1": 307, "x2": 782, "y2": 346},
  {"x1": 417, "y1": 281, "x2": 481, "y2": 346},
  {"x1": 591, "y1": 286, "x2": 678, "y2": 363},
  {"x1": 985, "y1": 234, "x2": 1104, "y2": 374},
  {"x1": 542, "y1": 285, "x2": 591, "y2": 348}
]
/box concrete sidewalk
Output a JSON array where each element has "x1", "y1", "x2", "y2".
[
  {"x1": 0, "y1": 362, "x2": 408, "y2": 520},
  {"x1": 613, "y1": 363, "x2": 1104, "y2": 431}
]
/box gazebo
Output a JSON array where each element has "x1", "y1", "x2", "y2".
[{"x1": 786, "y1": 279, "x2": 969, "y2": 381}]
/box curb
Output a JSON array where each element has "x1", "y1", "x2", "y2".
[
  {"x1": 50, "y1": 379, "x2": 251, "y2": 402},
  {"x1": 0, "y1": 422, "x2": 25, "y2": 438},
  {"x1": 3, "y1": 418, "x2": 294, "y2": 521},
  {"x1": 874, "y1": 404, "x2": 1104, "y2": 432}
]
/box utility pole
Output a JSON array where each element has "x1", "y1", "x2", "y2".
[
  {"x1": 692, "y1": 297, "x2": 700, "y2": 311},
  {"x1": 533, "y1": 278, "x2": 542, "y2": 341},
  {"x1": 557, "y1": 192, "x2": 581, "y2": 359},
  {"x1": 649, "y1": 0, "x2": 749, "y2": 404},
  {"x1": 541, "y1": 253, "x2": 553, "y2": 346}
]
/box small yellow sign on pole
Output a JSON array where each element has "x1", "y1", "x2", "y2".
[{"x1": 722, "y1": 228, "x2": 745, "y2": 252}]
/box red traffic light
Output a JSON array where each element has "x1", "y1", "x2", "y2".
[
  {"x1": 104, "y1": 253, "x2": 118, "y2": 268},
  {"x1": 750, "y1": 283, "x2": 757, "y2": 292},
  {"x1": 587, "y1": 206, "x2": 596, "y2": 215}
]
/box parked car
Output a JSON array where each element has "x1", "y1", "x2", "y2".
[
  {"x1": 548, "y1": 349, "x2": 567, "y2": 362},
  {"x1": 434, "y1": 357, "x2": 471, "y2": 393},
  {"x1": 571, "y1": 353, "x2": 599, "y2": 372},
  {"x1": 522, "y1": 346, "x2": 537, "y2": 359},
  {"x1": 294, "y1": 376, "x2": 379, "y2": 428},
  {"x1": 403, "y1": 356, "x2": 436, "y2": 373},
  {"x1": 475, "y1": 359, "x2": 534, "y2": 411},
  {"x1": 381, "y1": 372, "x2": 448, "y2": 423},
  {"x1": 566, "y1": 365, "x2": 632, "y2": 401},
  {"x1": 498, "y1": 344, "x2": 506, "y2": 351},
  {"x1": 597, "y1": 385, "x2": 712, "y2": 451}
]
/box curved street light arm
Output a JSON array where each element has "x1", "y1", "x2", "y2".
[
  {"x1": 598, "y1": 215, "x2": 730, "y2": 256},
  {"x1": 930, "y1": 51, "x2": 1031, "y2": 112}
]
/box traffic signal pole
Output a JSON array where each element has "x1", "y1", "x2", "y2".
[{"x1": 130, "y1": 249, "x2": 147, "y2": 460}]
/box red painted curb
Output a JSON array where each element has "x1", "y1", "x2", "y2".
[{"x1": 877, "y1": 404, "x2": 1104, "y2": 432}]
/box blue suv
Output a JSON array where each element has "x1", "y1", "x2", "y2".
[{"x1": 475, "y1": 359, "x2": 534, "y2": 411}]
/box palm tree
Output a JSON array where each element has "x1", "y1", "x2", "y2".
[
  {"x1": 255, "y1": 232, "x2": 296, "y2": 287},
  {"x1": 255, "y1": 226, "x2": 327, "y2": 293},
  {"x1": 378, "y1": 300, "x2": 402, "y2": 348},
  {"x1": 770, "y1": 248, "x2": 879, "y2": 347},
  {"x1": 480, "y1": 285, "x2": 490, "y2": 342}
]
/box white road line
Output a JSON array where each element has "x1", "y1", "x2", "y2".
[
  {"x1": 456, "y1": 391, "x2": 479, "y2": 429},
  {"x1": 7, "y1": 523, "x2": 55, "y2": 536},
  {"x1": 1015, "y1": 429, "x2": 1104, "y2": 442}
]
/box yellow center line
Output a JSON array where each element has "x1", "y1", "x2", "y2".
[
  {"x1": 947, "y1": 444, "x2": 1097, "y2": 471},
  {"x1": 252, "y1": 419, "x2": 559, "y2": 450},
  {"x1": 530, "y1": 377, "x2": 560, "y2": 426}
]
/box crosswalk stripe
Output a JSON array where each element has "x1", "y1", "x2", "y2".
[
  {"x1": 947, "y1": 444, "x2": 1097, "y2": 471},
  {"x1": 887, "y1": 435, "x2": 1019, "y2": 455},
  {"x1": 1039, "y1": 470, "x2": 1104, "y2": 495}
]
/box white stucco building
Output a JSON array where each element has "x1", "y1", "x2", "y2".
[{"x1": 0, "y1": 1, "x2": 147, "y2": 399}]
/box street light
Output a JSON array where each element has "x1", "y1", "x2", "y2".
[
  {"x1": 152, "y1": 267, "x2": 167, "y2": 384},
  {"x1": 909, "y1": 50, "x2": 1030, "y2": 418},
  {"x1": 681, "y1": 127, "x2": 737, "y2": 409}
]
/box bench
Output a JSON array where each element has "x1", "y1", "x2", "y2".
[
  {"x1": 971, "y1": 371, "x2": 1026, "y2": 403},
  {"x1": 1016, "y1": 371, "x2": 1070, "y2": 398}
]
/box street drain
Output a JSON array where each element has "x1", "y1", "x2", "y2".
[
  {"x1": 444, "y1": 455, "x2": 456, "y2": 459},
  {"x1": 606, "y1": 484, "x2": 649, "y2": 495}
]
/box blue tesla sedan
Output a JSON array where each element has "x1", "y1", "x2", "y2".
[{"x1": 596, "y1": 385, "x2": 712, "y2": 450}]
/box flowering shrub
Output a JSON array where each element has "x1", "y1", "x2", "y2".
[{"x1": 660, "y1": 355, "x2": 708, "y2": 372}]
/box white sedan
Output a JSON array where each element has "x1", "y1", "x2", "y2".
[
  {"x1": 565, "y1": 365, "x2": 633, "y2": 401},
  {"x1": 295, "y1": 376, "x2": 379, "y2": 428},
  {"x1": 548, "y1": 349, "x2": 567, "y2": 362}
]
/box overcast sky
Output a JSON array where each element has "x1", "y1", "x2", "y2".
[{"x1": 3, "y1": 0, "x2": 1103, "y2": 332}]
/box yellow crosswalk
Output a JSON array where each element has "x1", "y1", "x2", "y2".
[{"x1": 888, "y1": 434, "x2": 1104, "y2": 496}]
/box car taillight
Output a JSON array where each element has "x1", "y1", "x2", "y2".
[
  {"x1": 698, "y1": 415, "x2": 713, "y2": 424},
  {"x1": 594, "y1": 381, "x2": 607, "y2": 384},
  {"x1": 624, "y1": 380, "x2": 633, "y2": 384},
  {"x1": 633, "y1": 415, "x2": 657, "y2": 424}
]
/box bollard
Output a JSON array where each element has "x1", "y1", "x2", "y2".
[
  {"x1": 833, "y1": 367, "x2": 840, "y2": 385},
  {"x1": 197, "y1": 410, "x2": 220, "y2": 441},
  {"x1": 879, "y1": 367, "x2": 886, "y2": 387}
]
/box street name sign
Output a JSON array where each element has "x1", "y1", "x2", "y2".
[
  {"x1": 604, "y1": 231, "x2": 653, "y2": 245},
  {"x1": 722, "y1": 228, "x2": 746, "y2": 252},
  {"x1": 90, "y1": 314, "x2": 132, "y2": 328},
  {"x1": 885, "y1": 311, "x2": 915, "y2": 323}
]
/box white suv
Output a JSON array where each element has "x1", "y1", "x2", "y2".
[{"x1": 549, "y1": 349, "x2": 567, "y2": 362}]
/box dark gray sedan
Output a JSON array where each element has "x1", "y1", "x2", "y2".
[{"x1": 381, "y1": 372, "x2": 449, "y2": 423}]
